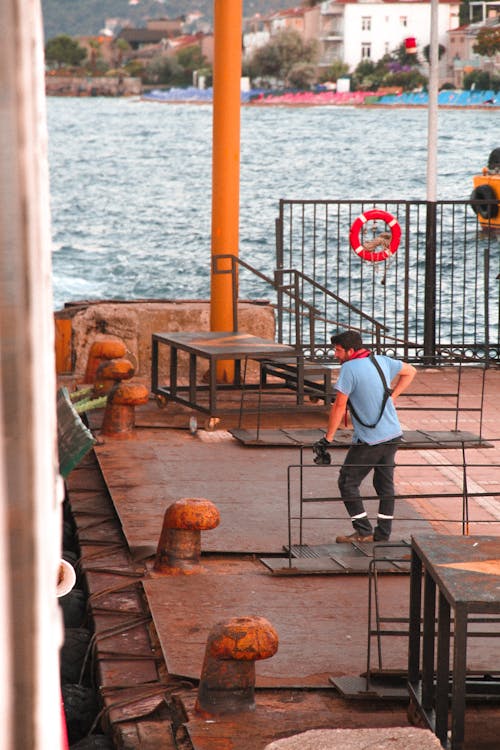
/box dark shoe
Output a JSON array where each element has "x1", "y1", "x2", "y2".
[{"x1": 335, "y1": 532, "x2": 374, "y2": 543}]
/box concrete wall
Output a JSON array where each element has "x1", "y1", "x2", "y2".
[
  {"x1": 45, "y1": 75, "x2": 142, "y2": 96},
  {"x1": 56, "y1": 300, "x2": 275, "y2": 387}
]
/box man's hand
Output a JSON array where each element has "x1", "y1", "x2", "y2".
[{"x1": 313, "y1": 436, "x2": 334, "y2": 450}]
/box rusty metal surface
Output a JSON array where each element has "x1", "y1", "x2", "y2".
[
  {"x1": 62, "y1": 369, "x2": 500, "y2": 749},
  {"x1": 93, "y1": 430, "x2": 434, "y2": 558},
  {"x1": 142, "y1": 557, "x2": 412, "y2": 688},
  {"x1": 152, "y1": 331, "x2": 296, "y2": 359},
  {"x1": 94, "y1": 432, "x2": 319, "y2": 556},
  {"x1": 178, "y1": 689, "x2": 409, "y2": 750},
  {"x1": 412, "y1": 534, "x2": 500, "y2": 607}
]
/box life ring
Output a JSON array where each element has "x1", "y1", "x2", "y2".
[
  {"x1": 470, "y1": 184, "x2": 499, "y2": 220},
  {"x1": 349, "y1": 209, "x2": 401, "y2": 262}
]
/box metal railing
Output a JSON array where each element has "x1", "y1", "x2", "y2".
[
  {"x1": 212, "y1": 253, "x2": 387, "y2": 352},
  {"x1": 276, "y1": 199, "x2": 500, "y2": 364}
]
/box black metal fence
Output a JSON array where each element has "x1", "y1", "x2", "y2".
[{"x1": 275, "y1": 199, "x2": 500, "y2": 364}]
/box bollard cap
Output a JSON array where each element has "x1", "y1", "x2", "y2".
[
  {"x1": 84, "y1": 338, "x2": 127, "y2": 382},
  {"x1": 208, "y1": 616, "x2": 279, "y2": 661},
  {"x1": 164, "y1": 497, "x2": 220, "y2": 531},
  {"x1": 95, "y1": 358, "x2": 135, "y2": 384},
  {"x1": 108, "y1": 382, "x2": 149, "y2": 406}
]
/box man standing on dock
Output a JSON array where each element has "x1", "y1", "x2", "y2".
[{"x1": 314, "y1": 331, "x2": 416, "y2": 543}]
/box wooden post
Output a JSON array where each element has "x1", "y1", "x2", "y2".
[
  {"x1": 54, "y1": 317, "x2": 73, "y2": 374},
  {"x1": 0, "y1": 0, "x2": 63, "y2": 746}
]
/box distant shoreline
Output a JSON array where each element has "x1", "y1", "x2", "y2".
[{"x1": 45, "y1": 76, "x2": 499, "y2": 110}]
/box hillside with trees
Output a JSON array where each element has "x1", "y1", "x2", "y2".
[{"x1": 41, "y1": 0, "x2": 292, "y2": 39}]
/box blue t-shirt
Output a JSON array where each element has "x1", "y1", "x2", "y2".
[{"x1": 335, "y1": 354, "x2": 403, "y2": 445}]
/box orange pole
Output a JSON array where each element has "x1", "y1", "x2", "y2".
[{"x1": 210, "y1": 0, "x2": 242, "y2": 382}]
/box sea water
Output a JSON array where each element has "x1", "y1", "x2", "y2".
[{"x1": 47, "y1": 97, "x2": 497, "y2": 310}]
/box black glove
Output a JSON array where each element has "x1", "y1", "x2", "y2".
[
  {"x1": 312, "y1": 436, "x2": 333, "y2": 465},
  {"x1": 313, "y1": 436, "x2": 333, "y2": 450}
]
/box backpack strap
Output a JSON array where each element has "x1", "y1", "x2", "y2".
[{"x1": 347, "y1": 354, "x2": 393, "y2": 429}]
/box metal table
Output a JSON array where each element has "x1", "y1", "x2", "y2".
[
  {"x1": 408, "y1": 534, "x2": 500, "y2": 749},
  {"x1": 151, "y1": 331, "x2": 297, "y2": 416}
]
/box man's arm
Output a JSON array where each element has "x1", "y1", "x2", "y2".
[
  {"x1": 391, "y1": 361, "x2": 417, "y2": 402},
  {"x1": 325, "y1": 391, "x2": 349, "y2": 442}
]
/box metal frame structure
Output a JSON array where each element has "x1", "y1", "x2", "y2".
[
  {"x1": 286, "y1": 440, "x2": 499, "y2": 561},
  {"x1": 408, "y1": 535, "x2": 500, "y2": 749}
]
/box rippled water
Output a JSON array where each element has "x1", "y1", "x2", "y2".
[{"x1": 47, "y1": 97, "x2": 497, "y2": 310}]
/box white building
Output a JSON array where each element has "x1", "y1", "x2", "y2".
[
  {"x1": 318, "y1": 0, "x2": 461, "y2": 71},
  {"x1": 243, "y1": 1, "x2": 462, "y2": 77},
  {"x1": 448, "y1": 15, "x2": 500, "y2": 87}
]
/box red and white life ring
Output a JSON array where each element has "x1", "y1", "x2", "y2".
[{"x1": 349, "y1": 209, "x2": 401, "y2": 263}]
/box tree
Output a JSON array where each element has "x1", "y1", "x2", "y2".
[
  {"x1": 176, "y1": 46, "x2": 209, "y2": 86},
  {"x1": 114, "y1": 38, "x2": 131, "y2": 68},
  {"x1": 383, "y1": 69, "x2": 427, "y2": 90},
  {"x1": 463, "y1": 69, "x2": 494, "y2": 90},
  {"x1": 87, "y1": 39, "x2": 102, "y2": 74},
  {"x1": 317, "y1": 60, "x2": 350, "y2": 84},
  {"x1": 351, "y1": 57, "x2": 390, "y2": 91},
  {"x1": 125, "y1": 60, "x2": 145, "y2": 80},
  {"x1": 145, "y1": 47, "x2": 212, "y2": 88},
  {"x1": 145, "y1": 56, "x2": 184, "y2": 86},
  {"x1": 459, "y1": 0, "x2": 471, "y2": 26},
  {"x1": 393, "y1": 40, "x2": 419, "y2": 66},
  {"x1": 45, "y1": 34, "x2": 87, "y2": 68},
  {"x1": 473, "y1": 26, "x2": 500, "y2": 57},
  {"x1": 249, "y1": 29, "x2": 318, "y2": 86},
  {"x1": 423, "y1": 44, "x2": 446, "y2": 62},
  {"x1": 286, "y1": 61, "x2": 318, "y2": 89}
]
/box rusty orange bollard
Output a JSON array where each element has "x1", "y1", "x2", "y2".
[
  {"x1": 195, "y1": 616, "x2": 279, "y2": 716},
  {"x1": 94, "y1": 357, "x2": 135, "y2": 396},
  {"x1": 84, "y1": 338, "x2": 127, "y2": 383},
  {"x1": 100, "y1": 382, "x2": 149, "y2": 439},
  {"x1": 153, "y1": 497, "x2": 220, "y2": 574}
]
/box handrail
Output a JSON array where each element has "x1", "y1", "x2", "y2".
[{"x1": 212, "y1": 253, "x2": 387, "y2": 350}]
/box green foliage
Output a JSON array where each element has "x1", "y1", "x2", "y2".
[
  {"x1": 249, "y1": 29, "x2": 318, "y2": 86},
  {"x1": 145, "y1": 56, "x2": 184, "y2": 86},
  {"x1": 144, "y1": 48, "x2": 212, "y2": 87},
  {"x1": 463, "y1": 69, "x2": 499, "y2": 91},
  {"x1": 393, "y1": 40, "x2": 418, "y2": 66},
  {"x1": 459, "y1": 0, "x2": 470, "y2": 26},
  {"x1": 125, "y1": 60, "x2": 145, "y2": 79},
  {"x1": 197, "y1": 67, "x2": 213, "y2": 87},
  {"x1": 176, "y1": 46, "x2": 208, "y2": 85},
  {"x1": 351, "y1": 54, "x2": 427, "y2": 92},
  {"x1": 383, "y1": 70, "x2": 427, "y2": 90},
  {"x1": 286, "y1": 62, "x2": 318, "y2": 89},
  {"x1": 473, "y1": 27, "x2": 500, "y2": 57},
  {"x1": 317, "y1": 60, "x2": 350, "y2": 83},
  {"x1": 422, "y1": 44, "x2": 446, "y2": 62},
  {"x1": 114, "y1": 38, "x2": 131, "y2": 68},
  {"x1": 45, "y1": 34, "x2": 87, "y2": 67},
  {"x1": 351, "y1": 57, "x2": 389, "y2": 91}
]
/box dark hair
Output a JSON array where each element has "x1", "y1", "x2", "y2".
[{"x1": 330, "y1": 331, "x2": 363, "y2": 350}]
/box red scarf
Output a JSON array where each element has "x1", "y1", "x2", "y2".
[{"x1": 348, "y1": 348, "x2": 371, "y2": 360}]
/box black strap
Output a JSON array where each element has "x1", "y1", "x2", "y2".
[{"x1": 347, "y1": 354, "x2": 393, "y2": 429}]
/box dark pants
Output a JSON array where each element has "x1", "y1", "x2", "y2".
[{"x1": 337, "y1": 438, "x2": 401, "y2": 540}]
